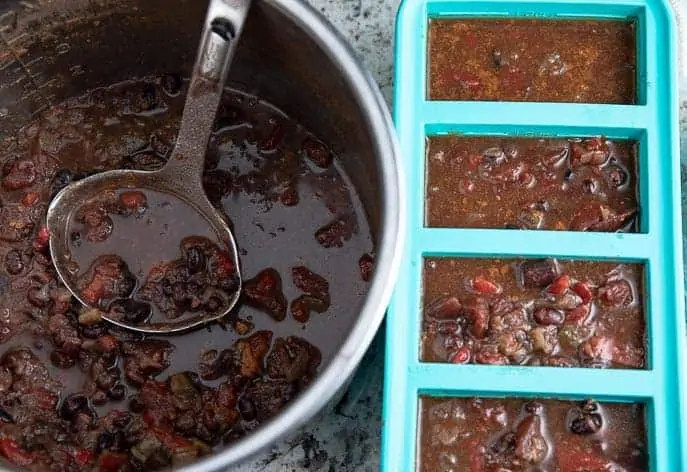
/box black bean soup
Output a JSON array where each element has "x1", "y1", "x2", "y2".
[
  {"x1": 0, "y1": 76, "x2": 374, "y2": 471},
  {"x1": 69, "y1": 188, "x2": 240, "y2": 325}
]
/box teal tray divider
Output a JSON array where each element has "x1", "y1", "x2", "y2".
[{"x1": 382, "y1": 0, "x2": 687, "y2": 470}]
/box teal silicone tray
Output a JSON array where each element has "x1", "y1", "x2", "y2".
[{"x1": 382, "y1": 0, "x2": 687, "y2": 470}]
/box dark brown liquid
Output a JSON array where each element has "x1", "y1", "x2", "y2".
[
  {"x1": 428, "y1": 19, "x2": 636, "y2": 103},
  {"x1": 425, "y1": 136, "x2": 639, "y2": 231},
  {"x1": 0, "y1": 77, "x2": 374, "y2": 470},
  {"x1": 69, "y1": 189, "x2": 218, "y2": 283},
  {"x1": 418, "y1": 397, "x2": 648, "y2": 472},
  {"x1": 422, "y1": 258, "x2": 646, "y2": 369}
]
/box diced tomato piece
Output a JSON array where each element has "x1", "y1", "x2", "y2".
[
  {"x1": 73, "y1": 448, "x2": 95, "y2": 466},
  {"x1": 471, "y1": 276, "x2": 501, "y2": 294},
  {"x1": 565, "y1": 303, "x2": 591, "y2": 325},
  {"x1": 32, "y1": 226, "x2": 50, "y2": 252},
  {"x1": 152, "y1": 427, "x2": 192, "y2": 450},
  {"x1": 467, "y1": 437, "x2": 486, "y2": 472},
  {"x1": 547, "y1": 274, "x2": 570, "y2": 295},
  {"x1": 27, "y1": 388, "x2": 58, "y2": 410},
  {"x1": 0, "y1": 437, "x2": 34, "y2": 467},
  {"x1": 81, "y1": 278, "x2": 105, "y2": 306},
  {"x1": 22, "y1": 192, "x2": 39, "y2": 207},
  {"x1": 212, "y1": 252, "x2": 235, "y2": 279},
  {"x1": 98, "y1": 452, "x2": 128, "y2": 472},
  {"x1": 468, "y1": 154, "x2": 483, "y2": 168},
  {"x1": 572, "y1": 282, "x2": 594, "y2": 304},
  {"x1": 98, "y1": 335, "x2": 118, "y2": 353},
  {"x1": 143, "y1": 410, "x2": 155, "y2": 426},
  {"x1": 118, "y1": 191, "x2": 147, "y2": 210},
  {"x1": 450, "y1": 347, "x2": 471, "y2": 364}
]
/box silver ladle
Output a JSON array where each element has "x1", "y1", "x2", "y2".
[{"x1": 46, "y1": 0, "x2": 252, "y2": 335}]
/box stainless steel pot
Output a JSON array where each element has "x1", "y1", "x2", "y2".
[{"x1": 0, "y1": 0, "x2": 405, "y2": 469}]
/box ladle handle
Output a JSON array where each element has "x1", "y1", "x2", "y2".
[{"x1": 161, "y1": 0, "x2": 252, "y2": 186}]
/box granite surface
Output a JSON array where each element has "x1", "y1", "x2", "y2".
[{"x1": 238, "y1": 0, "x2": 687, "y2": 470}]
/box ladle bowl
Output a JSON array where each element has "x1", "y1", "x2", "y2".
[{"x1": 46, "y1": 0, "x2": 250, "y2": 334}]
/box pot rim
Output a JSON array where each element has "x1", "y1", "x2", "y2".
[{"x1": 180, "y1": 0, "x2": 405, "y2": 470}]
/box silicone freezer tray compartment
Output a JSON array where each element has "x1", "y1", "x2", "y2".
[{"x1": 382, "y1": 0, "x2": 686, "y2": 471}]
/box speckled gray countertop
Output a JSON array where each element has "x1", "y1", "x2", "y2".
[{"x1": 237, "y1": 0, "x2": 687, "y2": 470}]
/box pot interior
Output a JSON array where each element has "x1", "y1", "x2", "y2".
[{"x1": 0, "y1": 0, "x2": 385, "y2": 468}]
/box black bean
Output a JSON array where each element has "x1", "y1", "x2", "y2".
[
  {"x1": 160, "y1": 73, "x2": 183, "y2": 96},
  {"x1": 604, "y1": 164, "x2": 629, "y2": 189},
  {"x1": 172, "y1": 283, "x2": 187, "y2": 304},
  {"x1": 4, "y1": 250, "x2": 24, "y2": 275},
  {"x1": 186, "y1": 282, "x2": 201, "y2": 296},
  {"x1": 60, "y1": 394, "x2": 89, "y2": 420},
  {"x1": 109, "y1": 299, "x2": 152, "y2": 324},
  {"x1": 492, "y1": 49, "x2": 504, "y2": 69},
  {"x1": 146, "y1": 449, "x2": 172, "y2": 469},
  {"x1": 205, "y1": 296, "x2": 223, "y2": 313},
  {"x1": 218, "y1": 274, "x2": 239, "y2": 292},
  {"x1": 214, "y1": 108, "x2": 245, "y2": 130},
  {"x1": 139, "y1": 84, "x2": 159, "y2": 111},
  {"x1": 96, "y1": 432, "x2": 114, "y2": 452},
  {"x1": 0, "y1": 407, "x2": 13, "y2": 423},
  {"x1": 72, "y1": 172, "x2": 91, "y2": 181},
  {"x1": 110, "y1": 430, "x2": 127, "y2": 452},
  {"x1": 521, "y1": 259, "x2": 558, "y2": 288},
  {"x1": 489, "y1": 432, "x2": 516, "y2": 455},
  {"x1": 81, "y1": 323, "x2": 108, "y2": 339},
  {"x1": 91, "y1": 390, "x2": 108, "y2": 406},
  {"x1": 161, "y1": 279, "x2": 173, "y2": 296},
  {"x1": 107, "y1": 384, "x2": 127, "y2": 401},
  {"x1": 533, "y1": 200, "x2": 550, "y2": 212},
  {"x1": 569, "y1": 412, "x2": 603, "y2": 435},
  {"x1": 185, "y1": 246, "x2": 206, "y2": 274},
  {"x1": 150, "y1": 134, "x2": 171, "y2": 157},
  {"x1": 533, "y1": 307, "x2": 565, "y2": 326},
  {"x1": 126, "y1": 152, "x2": 167, "y2": 172},
  {"x1": 0, "y1": 275, "x2": 9, "y2": 296},
  {"x1": 51, "y1": 350, "x2": 75, "y2": 369},
  {"x1": 70, "y1": 232, "x2": 81, "y2": 247},
  {"x1": 129, "y1": 396, "x2": 145, "y2": 413},
  {"x1": 583, "y1": 178, "x2": 598, "y2": 193},
  {"x1": 582, "y1": 400, "x2": 600, "y2": 413},
  {"x1": 238, "y1": 396, "x2": 256, "y2": 421},
  {"x1": 50, "y1": 169, "x2": 73, "y2": 197},
  {"x1": 523, "y1": 401, "x2": 543, "y2": 415},
  {"x1": 564, "y1": 168, "x2": 575, "y2": 181}
]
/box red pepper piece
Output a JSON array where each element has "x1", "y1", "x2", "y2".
[{"x1": 0, "y1": 437, "x2": 34, "y2": 467}]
